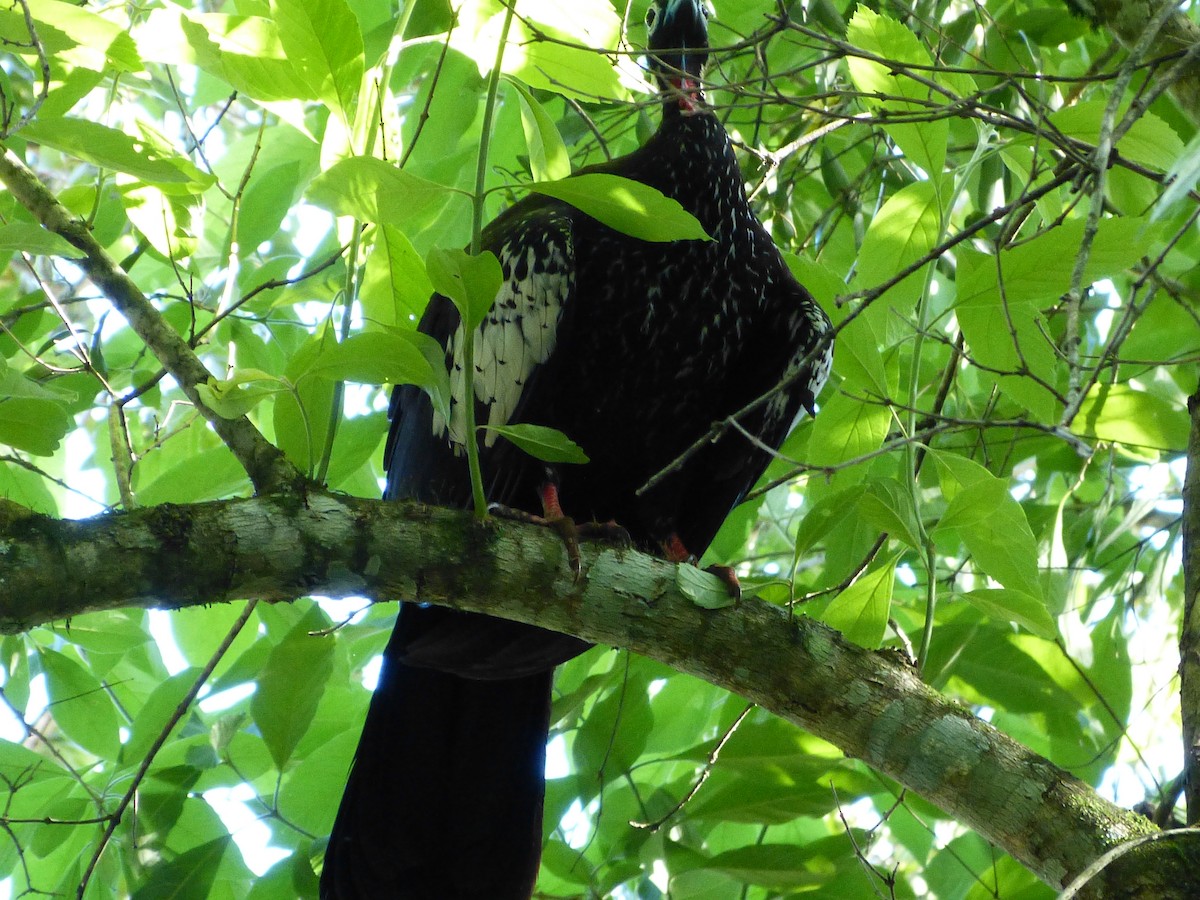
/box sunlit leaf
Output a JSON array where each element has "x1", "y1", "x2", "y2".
[
  {"x1": 425, "y1": 247, "x2": 503, "y2": 333},
  {"x1": 1073, "y1": 383, "x2": 1188, "y2": 451},
  {"x1": 961, "y1": 589, "x2": 1057, "y2": 640},
  {"x1": 23, "y1": 117, "x2": 212, "y2": 187},
  {"x1": 307, "y1": 156, "x2": 454, "y2": 230},
  {"x1": 39, "y1": 649, "x2": 120, "y2": 760},
  {"x1": 0, "y1": 223, "x2": 80, "y2": 258},
  {"x1": 529, "y1": 174, "x2": 710, "y2": 242},
  {"x1": 506, "y1": 77, "x2": 571, "y2": 182},
  {"x1": 821, "y1": 554, "x2": 899, "y2": 648}
]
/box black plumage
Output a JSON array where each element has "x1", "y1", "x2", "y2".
[{"x1": 321, "y1": 1, "x2": 833, "y2": 897}]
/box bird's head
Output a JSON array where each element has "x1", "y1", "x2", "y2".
[{"x1": 645, "y1": 0, "x2": 710, "y2": 114}]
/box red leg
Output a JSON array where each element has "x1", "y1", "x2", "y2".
[
  {"x1": 490, "y1": 481, "x2": 629, "y2": 578},
  {"x1": 660, "y1": 532, "x2": 742, "y2": 601}
]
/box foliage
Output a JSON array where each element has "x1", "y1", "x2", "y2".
[{"x1": 0, "y1": 0, "x2": 1196, "y2": 897}]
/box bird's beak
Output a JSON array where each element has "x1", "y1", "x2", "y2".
[{"x1": 668, "y1": 53, "x2": 702, "y2": 112}]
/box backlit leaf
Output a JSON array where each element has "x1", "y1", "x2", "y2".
[{"x1": 529, "y1": 174, "x2": 710, "y2": 242}]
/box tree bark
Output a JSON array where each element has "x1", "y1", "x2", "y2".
[
  {"x1": 3, "y1": 492, "x2": 1194, "y2": 895},
  {"x1": 1182, "y1": 391, "x2": 1200, "y2": 824}
]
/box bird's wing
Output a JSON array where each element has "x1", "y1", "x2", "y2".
[
  {"x1": 384, "y1": 204, "x2": 576, "y2": 510},
  {"x1": 439, "y1": 207, "x2": 575, "y2": 452}
]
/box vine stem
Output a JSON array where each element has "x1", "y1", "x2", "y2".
[
  {"x1": 316, "y1": 5, "x2": 418, "y2": 486},
  {"x1": 462, "y1": 2, "x2": 516, "y2": 518}
]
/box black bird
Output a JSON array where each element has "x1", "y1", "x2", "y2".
[{"x1": 321, "y1": 1, "x2": 833, "y2": 897}]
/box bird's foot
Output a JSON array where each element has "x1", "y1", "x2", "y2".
[
  {"x1": 489, "y1": 483, "x2": 629, "y2": 579},
  {"x1": 659, "y1": 533, "x2": 742, "y2": 602},
  {"x1": 577, "y1": 519, "x2": 633, "y2": 549}
]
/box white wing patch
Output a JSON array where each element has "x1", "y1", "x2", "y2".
[{"x1": 432, "y1": 213, "x2": 574, "y2": 450}]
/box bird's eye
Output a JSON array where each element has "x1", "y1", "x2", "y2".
[{"x1": 645, "y1": 5, "x2": 657, "y2": 29}]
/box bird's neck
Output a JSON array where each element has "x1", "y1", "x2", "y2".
[{"x1": 652, "y1": 106, "x2": 748, "y2": 244}]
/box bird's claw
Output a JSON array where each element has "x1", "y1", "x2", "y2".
[{"x1": 661, "y1": 533, "x2": 741, "y2": 602}]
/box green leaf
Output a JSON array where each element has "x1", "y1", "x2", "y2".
[
  {"x1": 832, "y1": 311, "x2": 890, "y2": 397},
  {"x1": 0, "y1": 397, "x2": 73, "y2": 455},
  {"x1": 937, "y1": 476, "x2": 1012, "y2": 532},
  {"x1": 702, "y1": 844, "x2": 836, "y2": 889},
  {"x1": 124, "y1": 669, "x2": 202, "y2": 763},
  {"x1": 274, "y1": 328, "x2": 336, "y2": 475},
  {"x1": 170, "y1": 10, "x2": 317, "y2": 104},
  {"x1": 676, "y1": 565, "x2": 737, "y2": 610},
  {"x1": 806, "y1": 390, "x2": 890, "y2": 476},
  {"x1": 307, "y1": 331, "x2": 437, "y2": 387},
  {"x1": 425, "y1": 247, "x2": 503, "y2": 333},
  {"x1": 961, "y1": 589, "x2": 1057, "y2": 640},
  {"x1": 251, "y1": 606, "x2": 335, "y2": 770},
  {"x1": 132, "y1": 836, "x2": 231, "y2": 900},
  {"x1": 1157, "y1": 128, "x2": 1200, "y2": 216},
  {"x1": 822, "y1": 554, "x2": 899, "y2": 648},
  {"x1": 482, "y1": 7, "x2": 625, "y2": 102},
  {"x1": 360, "y1": 225, "x2": 435, "y2": 327},
  {"x1": 1049, "y1": 102, "x2": 1182, "y2": 173},
  {"x1": 851, "y1": 180, "x2": 944, "y2": 343},
  {"x1": 25, "y1": 0, "x2": 143, "y2": 73},
  {"x1": 528, "y1": 174, "x2": 710, "y2": 242},
  {"x1": 933, "y1": 471, "x2": 1043, "y2": 600},
  {"x1": 39, "y1": 649, "x2": 121, "y2": 760},
  {"x1": 793, "y1": 485, "x2": 867, "y2": 559},
  {"x1": 929, "y1": 449, "x2": 991, "y2": 498},
  {"x1": 846, "y1": 7, "x2": 951, "y2": 175},
  {"x1": 137, "y1": 446, "x2": 249, "y2": 505},
  {"x1": 482, "y1": 423, "x2": 588, "y2": 464},
  {"x1": 307, "y1": 330, "x2": 451, "y2": 429},
  {"x1": 197, "y1": 369, "x2": 287, "y2": 419},
  {"x1": 1073, "y1": 383, "x2": 1188, "y2": 451},
  {"x1": 271, "y1": 0, "x2": 363, "y2": 125},
  {"x1": 685, "y1": 772, "x2": 845, "y2": 823},
  {"x1": 23, "y1": 117, "x2": 212, "y2": 187},
  {"x1": 858, "y1": 477, "x2": 922, "y2": 548},
  {"x1": 0, "y1": 459, "x2": 58, "y2": 515},
  {"x1": 0, "y1": 223, "x2": 80, "y2": 258},
  {"x1": 307, "y1": 156, "x2": 453, "y2": 230},
  {"x1": 506, "y1": 77, "x2": 571, "y2": 182},
  {"x1": 125, "y1": 185, "x2": 198, "y2": 261}
]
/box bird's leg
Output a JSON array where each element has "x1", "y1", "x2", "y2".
[
  {"x1": 489, "y1": 481, "x2": 580, "y2": 574},
  {"x1": 490, "y1": 479, "x2": 630, "y2": 578},
  {"x1": 660, "y1": 533, "x2": 742, "y2": 601}
]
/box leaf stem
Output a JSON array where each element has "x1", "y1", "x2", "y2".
[{"x1": 461, "y1": 2, "x2": 515, "y2": 518}]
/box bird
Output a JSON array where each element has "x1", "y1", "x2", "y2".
[{"x1": 320, "y1": 1, "x2": 833, "y2": 897}]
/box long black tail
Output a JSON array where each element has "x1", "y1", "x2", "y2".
[{"x1": 321, "y1": 605, "x2": 589, "y2": 899}]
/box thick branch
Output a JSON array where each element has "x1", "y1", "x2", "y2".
[
  {"x1": 0, "y1": 493, "x2": 1186, "y2": 895},
  {"x1": 0, "y1": 147, "x2": 299, "y2": 496},
  {"x1": 1182, "y1": 390, "x2": 1200, "y2": 823}
]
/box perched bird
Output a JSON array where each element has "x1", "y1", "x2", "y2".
[{"x1": 321, "y1": 0, "x2": 833, "y2": 897}]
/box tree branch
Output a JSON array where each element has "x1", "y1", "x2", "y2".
[
  {"x1": 1072, "y1": 0, "x2": 1200, "y2": 124},
  {"x1": 0, "y1": 492, "x2": 1190, "y2": 896},
  {"x1": 1181, "y1": 390, "x2": 1200, "y2": 824},
  {"x1": 0, "y1": 147, "x2": 301, "y2": 496}
]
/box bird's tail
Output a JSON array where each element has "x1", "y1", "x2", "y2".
[{"x1": 320, "y1": 606, "x2": 579, "y2": 899}]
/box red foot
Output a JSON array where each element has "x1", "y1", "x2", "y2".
[
  {"x1": 491, "y1": 484, "x2": 630, "y2": 578},
  {"x1": 661, "y1": 533, "x2": 741, "y2": 602},
  {"x1": 660, "y1": 533, "x2": 693, "y2": 564},
  {"x1": 703, "y1": 564, "x2": 742, "y2": 602}
]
